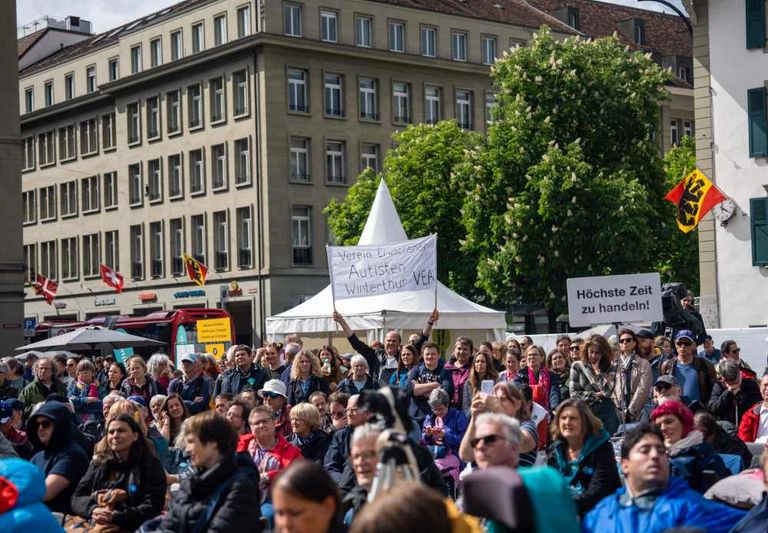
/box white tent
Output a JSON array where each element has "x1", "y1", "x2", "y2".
[{"x1": 265, "y1": 180, "x2": 507, "y2": 340}]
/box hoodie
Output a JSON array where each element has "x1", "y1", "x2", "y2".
[
  {"x1": 27, "y1": 402, "x2": 89, "y2": 515},
  {"x1": 0, "y1": 458, "x2": 63, "y2": 532}
]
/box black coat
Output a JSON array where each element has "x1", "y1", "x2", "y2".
[
  {"x1": 708, "y1": 377, "x2": 762, "y2": 427},
  {"x1": 71, "y1": 449, "x2": 166, "y2": 530},
  {"x1": 160, "y1": 451, "x2": 262, "y2": 533},
  {"x1": 324, "y1": 426, "x2": 352, "y2": 482},
  {"x1": 287, "y1": 376, "x2": 330, "y2": 406},
  {"x1": 287, "y1": 430, "x2": 330, "y2": 464}
]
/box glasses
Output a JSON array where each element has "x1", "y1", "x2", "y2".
[
  {"x1": 654, "y1": 383, "x2": 672, "y2": 391},
  {"x1": 731, "y1": 348, "x2": 741, "y2": 353},
  {"x1": 470, "y1": 434, "x2": 505, "y2": 448},
  {"x1": 569, "y1": 346, "x2": 580, "y2": 351},
  {"x1": 262, "y1": 392, "x2": 282, "y2": 399},
  {"x1": 37, "y1": 420, "x2": 53, "y2": 430},
  {"x1": 676, "y1": 341, "x2": 692, "y2": 347},
  {"x1": 619, "y1": 338, "x2": 635, "y2": 344}
]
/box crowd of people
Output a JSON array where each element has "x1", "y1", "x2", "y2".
[{"x1": 0, "y1": 305, "x2": 767, "y2": 532}]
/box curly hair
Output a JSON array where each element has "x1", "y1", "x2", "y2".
[{"x1": 291, "y1": 350, "x2": 323, "y2": 380}]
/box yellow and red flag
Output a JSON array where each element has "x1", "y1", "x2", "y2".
[
  {"x1": 182, "y1": 254, "x2": 208, "y2": 287},
  {"x1": 664, "y1": 169, "x2": 726, "y2": 233}
]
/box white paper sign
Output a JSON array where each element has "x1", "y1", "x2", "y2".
[
  {"x1": 567, "y1": 272, "x2": 663, "y2": 327},
  {"x1": 327, "y1": 235, "x2": 437, "y2": 301}
]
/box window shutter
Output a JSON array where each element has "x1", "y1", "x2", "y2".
[
  {"x1": 748, "y1": 87, "x2": 768, "y2": 157},
  {"x1": 750, "y1": 197, "x2": 768, "y2": 266},
  {"x1": 747, "y1": 0, "x2": 766, "y2": 49}
]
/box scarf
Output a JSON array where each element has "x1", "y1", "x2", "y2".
[
  {"x1": 528, "y1": 366, "x2": 551, "y2": 410},
  {"x1": 668, "y1": 429, "x2": 704, "y2": 457}
]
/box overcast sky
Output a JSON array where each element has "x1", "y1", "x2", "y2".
[{"x1": 17, "y1": 0, "x2": 689, "y2": 35}]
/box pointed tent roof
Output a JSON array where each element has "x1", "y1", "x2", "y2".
[{"x1": 265, "y1": 180, "x2": 506, "y2": 336}]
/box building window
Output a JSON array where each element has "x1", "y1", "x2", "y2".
[
  {"x1": 359, "y1": 77, "x2": 378, "y2": 120},
  {"x1": 170, "y1": 218, "x2": 184, "y2": 275},
  {"x1": 167, "y1": 90, "x2": 181, "y2": 134},
  {"x1": 237, "y1": 5, "x2": 251, "y2": 38},
  {"x1": 389, "y1": 21, "x2": 405, "y2": 52},
  {"x1": 324, "y1": 73, "x2": 344, "y2": 117},
  {"x1": 321, "y1": 10, "x2": 337, "y2": 42},
  {"x1": 188, "y1": 83, "x2": 203, "y2": 129},
  {"x1": 210, "y1": 76, "x2": 225, "y2": 123},
  {"x1": 149, "y1": 221, "x2": 164, "y2": 278},
  {"x1": 147, "y1": 96, "x2": 161, "y2": 139},
  {"x1": 130, "y1": 45, "x2": 142, "y2": 74},
  {"x1": 40, "y1": 240, "x2": 57, "y2": 279},
  {"x1": 683, "y1": 120, "x2": 694, "y2": 138},
  {"x1": 130, "y1": 225, "x2": 144, "y2": 279},
  {"x1": 392, "y1": 82, "x2": 410, "y2": 123},
  {"x1": 568, "y1": 7, "x2": 581, "y2": 31},
  {"x1": 105, "y1": 230, "x2": 119, "y2": 270},
  {"x1": 22, "y1": 137, "x2": 35, "y2": 170},
  {"x1": 326, "y1": 141, "x2": 345, "y2": 184},
  {"x1": 39, "y1": 185, "x2": 56, "y2": 221},
  {"x1": 452, "y1": 31, "x2": 468, "y2": 61},
  {"x1": 192, "y1": 22, "x2": 205, "y2": 53},
  {"x1": 58, "y1": 125, "x2": 76, "y2": 161},
  {"x1": 148, "y1": 158, "x2": 162, "y2": 202},
  {"x1": 284, "y1": 3, "x2": 302, "y2": 37},
  {"x1": 233, "y1": 70, "x2": 249, "y2": 116},
  {"x1": 168, "y1": 154, "x2": 183, "y2": 199},
  {"x1": 290, "y1": 137, "x2": 310, "y2": 182},
  {"x1": 60, "y1": 181, "x2": 78, "y2": 218},
  {"x1": 65, "y1": 73, "x2": 75, "y2": 100},
  {"x1": 425, "y1": 85, "x2": 441, "y2": 124},
  {"x1": 80, "y1": 118, "x2": 98, "y2": 155},
  {"x1": 635, "y1": 19, "x2": 646, "y2": 45},
  {"x1": 288, "y1": 68, "x2": 308, "y2": 112},
  {"x1": 129, "y1": 163, "x2": 143, "y2": 206},
  {"x1": 421, "y1": 26, "x2": 437, "y2": 57},
  {"x1": 38, "y1": 130, "x2": 55, "y2": 166},
  {"x1": 44, "y1": 81, "x2": 54, "y2": 106},
  {"x1": 214, "y1": 14, "x2": 227, "y2": 46},
  {"x1": 670, "y1": 119, "x2": 680, "y2": 146},
  {"x1": 234, "y1": 138, "x2": 250, "y2": 186},
  {"x1": 25, "y1": 88, "x2": 34, "y2": 113},
  {"x1": 127, "y1": 102, "x2": 141, "y2": 144},
  {"x1": 61, "y1": 237, "x2": 78, "y2": 280},
  {"x1": 82, "y1": 233, "x2": 100, "y2": 278},
  {"x1": 236, "y1": 207, "x2": 252, "y2": 268},
  {"x1": 213, "y1": 211, "x2": 229, "y2": 271},
  {"x1": 81, "y1": 175, "x2": 99, "y2": 213},
  {"x1": 171, "y1": 30, "x2": 183, "y2": 60},
  {"x1": 456, "y1": 90, "x2": 472, "y2": 130},
  {"x1": 211, "y1": 143, "x2": 228, "y2": 190},
  {"x1": 102, "y1": 112, "x2": 116, "y2": 149},
  {"x1": 104, "y1": 171, "x2": 118, "y2": 209},
  {"x1": 108, "y1": 58, "x2": 119, "y2": 81},
  {"x1": 481, "y1": 36, "x2": 497, "y2": 65},
  {"x1": 356, "y1": 15, "x2": 372, "y2": 47},
  {"x1": 23, "y1": 244, "x2": 37, "y2": 283},
  {"x1": 189, "y1": 148, "x2": 206, "y2": 194},
  {"x1": 485, "y1": 92, "x2": 496, "y2": 125},
  {"x1": 361, "y1": 143, "x2": 379, "y2": 172},
  {"x1": 150, "y1": 37, "x2": 162, "y2": 67},
  {"x1": 191, "y1": 214, "x2": 206, "y2": 264},
  {"x1": 292, "y1": 206, "x2": 312, "y2": 265},
  {"x1": 23, "y1": 191, "x2": 36, "y2": 224}
]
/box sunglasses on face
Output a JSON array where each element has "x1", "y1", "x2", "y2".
[
  {"x1": 37, "y1": 420, "x2": 53, "y2": 430},
  {"x1": 676, "y1": 341, "x2": 692, "y2": 347},
  {"x1": 263, "y1": 392, "x2": 282, "y2": 399},
  {"x1": 569, "y1": 346, "x2": 580, "y2": 351},
  {"x1": 470, "y1": 434, "x2": 504, "y2": 447},
  {"x1": 619, "y1": 338, "x2": 634, "y2": 344},
  {"x1": 730, "y1": 348, "x2": 741, "y2": 354}
]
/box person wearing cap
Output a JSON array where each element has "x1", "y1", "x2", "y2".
[
  {"x1": 738, "y1": 374, "x2": 768, "y2": 444},
  {"x1": 0, "y1": 400, "x2": 31, "y2": 458},
  {"x1": 651, "y1": 400, "x2": 729, "y2": 493},
  {"x1": 653, "y1": 374, "x2": 709, "y2": 416},
  {"x1": 213, "y1": 344, "x2": 272, "y2": 399},
  {"x1": 708, "y1": 359, "x2": 761, "y2": 427},
  {"x1": 168, "y1": 353, "x2": 212, "y2": 415},
  {"x1": 0, "y1": 361, "x2": 17, "y2": 400},
  {"x1": 661, "y1": 330, "x2": 717, "y2": 405},
  {"x1": 259, "y1": 379, "x2": 292, "y2": 437},
  {"x1": 19, "y1": 357, "x2": 67, "y2": 418}
]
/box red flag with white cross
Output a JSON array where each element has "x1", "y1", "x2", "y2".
[
  {"x1": 99, "y1": 264, "x2": 125, "y2": 293},
  {"x1": 33, "y1": 273, "x2": 58, "y2": 304}
]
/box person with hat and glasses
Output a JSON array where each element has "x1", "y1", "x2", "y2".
[
  {"x1": 259, "y1": 379, "x2": 292, "y2": 437},
  {"x1": 168, "y1": 353, "x2": 212, "y2": 415},
  {"x1": 213, "y1": 344, "x2": 272, "y2": 399},
  {"x1": 652, "y1": 374, "x2": 708, "y2": 414},
  {"x1": 661, "y1": 330, "x2": 717, "y2": 405}
]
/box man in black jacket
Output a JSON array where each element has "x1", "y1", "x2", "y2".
[
  {"x1": 708, "y1": 359, "x2": 762, "y2": 427},
  {"x1": 333, "y1": 309, "x2": 438, "y2": 385},
  {"x1": 213, "y1": 345, "x2": 271, "y2": 399},
  {"x1": 324, "y1": 394, "x2": 371, "y2": 482}
]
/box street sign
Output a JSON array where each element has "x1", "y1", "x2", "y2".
[
  {"x1": 197, "y1": 317, "x2": 232, "y2": 343},
  {"x1": 23, "y1": 318, "x2": 36, "y2": 337},
  {"x1": 566, "y1": 272, "x2": 663, "y2": 327}
]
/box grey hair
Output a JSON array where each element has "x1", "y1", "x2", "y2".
[
  {"x1": 351, "y1": 423, "x2": 381, "y2": 447},
  {"x1": 427, "y1": 388, "x2": 450, "y2": 410},
  {"x1": 76, "y1": 359, "x2": 96, "y2": 373},
  {"x1": 350, "y1": 354, "x2": 369, "y2": 370},
  {"x1": 147, "y1": 353, "x2": 172, "y2": 377},
  {"x1": 284, "y1": 343, "x2": 302, "y2": 358},
  {"x1": 475, "y1": 413, "x2": 522, "y2": 447},
  {"x1": 718, "y1": 359, "x2": 741, "y2": 381}
]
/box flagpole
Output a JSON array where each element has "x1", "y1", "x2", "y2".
[
  {"x1": 432, "y1": 234, "x2": 438, "y2": 312},
  {"x1": 326, "y1": 245, "x2": 338, "y2": 333}
]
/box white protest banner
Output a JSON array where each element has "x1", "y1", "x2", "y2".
[
  {"x1": 567, "y1": 272, "x2": 663, "y2": 327},
  {"x1": 327, "y1": 235, "x2": 437, "y2": 301}
]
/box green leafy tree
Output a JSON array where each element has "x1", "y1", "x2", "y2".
[
  {"x1": 326, "y1": 121, "x2": 480, "y2": 290},
  {"x1": 654, "y1": 135, "x2": 699, "y2": 290},
  {"x1": 461, "y1": 29, "x2": 671, "y2": 316}
]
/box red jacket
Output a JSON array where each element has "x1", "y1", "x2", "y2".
[
  {"x1": 236, "y1": 433, "x2": 302, "y2": 481},
  {"x1": 737, "y1": 401, "x2": 765, "y2": 442}
]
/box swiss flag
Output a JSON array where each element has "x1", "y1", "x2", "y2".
[
  {"x1": 33, "y1": 274, "x2": 58, "y2": 304},
  {"x1": 100, "y1": 264, "x2": 125, "y2": 293}
]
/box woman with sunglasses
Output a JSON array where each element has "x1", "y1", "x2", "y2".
[{"x1": 611, "y1": 328, "x2": 652, "y2": 424}]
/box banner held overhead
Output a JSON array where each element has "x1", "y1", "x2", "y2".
[
  {"x1": 567, "y1": 272, "x2": 663, "y2": 327},
  {"x1": 327, "y1": 235, "x2": 437, "y2": 301}
]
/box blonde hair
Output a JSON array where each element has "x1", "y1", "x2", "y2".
[
  {"x1": 126, "y1": 356, "x2": 147, "y2": 370},
  {"x1": 290, "y1": 350, "x2": 323, "y2": 380},
  {"x1": 290, "y1": 403, "x2": 321, "y2": 432}
]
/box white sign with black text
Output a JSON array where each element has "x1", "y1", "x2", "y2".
[{"x1": 567, "y1": 272, "x2": 663, "y2": 327}]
